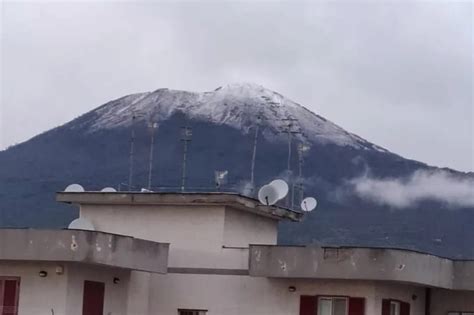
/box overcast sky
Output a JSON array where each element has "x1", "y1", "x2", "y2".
[{"x1": 1, "y1": 1, "x2": 472, "y2": 171}]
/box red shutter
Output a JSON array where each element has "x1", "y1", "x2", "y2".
[
  {"x1": 400, "y1": 302, "x2": 410, "y2": 315},
  {"x1": 299, "y1": 295, "x2": 316, "y2": 315},
  {"x1": 1, "y1": 279, "x2": 20, "y2": 315},
  {"x1": 348, "y1": 297, "x2": 365, "y2": 315},
  {"x1": 381, "y1": 299, "x2": 391, "y2": 315},
  {"x1": 82, "y1": 281, "x2": 105, "y2": 315}
]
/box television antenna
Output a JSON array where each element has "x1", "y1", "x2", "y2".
[
  {"x1": 280, "y1": 117, "x2": 301, "y2": 207},
  {"x1": 215, "y1": 170, "x2": 228, "y2": 190},
  {"x1": 147, "y1": 120, "x2": 159, "y2": 190},
  {"x1": 101, "y1": 187, "x2": 117, "y2": 192},
  {"x1": 301, "y1": 197, "x2": 317, "y2": 212},
  {"x1": 249, "y1": 114, "x2": 263, "y2": 193},
  {"x1": 258, "y1": 184, "x2": 279, "y2": 206},
  {"x1": 269, "y1": 179, "x2": 289, "y2": 200},
  {"x1": 128, "y1": 112, "x2": 137, "y2": 190},
  {"x1": 68, "y1": 218, "x2": 95, "y2": 230},
  {"x1": 296, "y1": 142, "x2": 311, "y2": 205},
  {"x1": 180, "y1": 126, "x2": 192, "y2": 192},
  {"x1": 64, "y1": 184, "x2": 84, "y2": 192}
]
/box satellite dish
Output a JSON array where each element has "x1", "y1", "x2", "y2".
[
  {"x1": 141, "y1": 188, "x2": 153, "y2": 192},
  {"x1": 64, "y1": 184, "x2": 84, "y2": 192},
  {"x1": 258, "y1": 184, "x2": 279, "y2": 206},
  {"x1": 301, "y1": 197, "x2": 317, "y2": 212},
  {"x1": 68, "y1": 218, "x2": 95, "y2": 231},
  {"x1": 269, "y1": 179, "x2": 289, "y2": 200},
  {"x1": 101, "y1": 187, "x2": 117, "y2": 192}
]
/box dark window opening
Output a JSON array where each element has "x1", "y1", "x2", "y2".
[
  {"x1": 382, "y1": 299, "x2": 410, "y2": 315},
  {"x1": 318, "y1": 297, "x2": 347, "y2": 315},
  {"x1": 82, "y1": 280, "x2": 105, "y2": 315},
  {"x1": 299, "y1": 295, "x2": 365, "y2": 315},
  {"x1": 0, "y1": 277, "x2": 20, "y2": 315}
]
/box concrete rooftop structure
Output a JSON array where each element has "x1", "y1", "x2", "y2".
[
  {"x1": 0, "y1": 229, "x2": 169, "y2": 274},
  {"x1": 249, "y1": 245, "x2": 474, "y2": 291},
  {"x1": 56, "y1": 191, "x2": 303, "y2": 222}
]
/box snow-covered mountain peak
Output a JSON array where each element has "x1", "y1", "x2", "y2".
[{"x1": 84, "y1": 84, "x2": 386, "y2": 151}]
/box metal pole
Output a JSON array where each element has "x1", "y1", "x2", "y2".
[
  {"x1": 287, "y1": 130, "x2": 292, "y2": 172},
  {"x1": 297, "y1": 142, "x2": 310, "y2": 205},
  {"x1": 250, "y1": 118, "x2": 261, "y2": 191},
  {"x1": 128, "y1": 114, "x2": 136, "y2": 191},
  {"x1": 286, "y1": 127, "x2": 293, "y2": 207},
  {"x1": 298, "y1": 145, "x2": 304, "y2": 205},
  {"x1": 180, "y1": 126, "x2": 192, "y2": 192},
  {"x1": 281, "y1": 118, "x2": 299, "y2": 207},
  {"x1": 147, "y1": 122, "x2": 157, "y2": 190},
  {"x1": 181, "y1": 139, "x2": 188, "y2": 192},
  {"x1": 291, "y1": 182, "x2": 296, "y2": 209}
]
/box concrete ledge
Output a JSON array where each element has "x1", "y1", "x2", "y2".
[
  {"x1": 249, "y1": 245, "x2": 474, "y2": 291},
  {"x1": 0, "y1": 229, "x2": 169, "y2": 274},
  {"x1": 56, "y1": 191, "x2": 302, "y2": 222},
  {"x1": 168, "y1": 267, "x2": 249, "y2": 275}
]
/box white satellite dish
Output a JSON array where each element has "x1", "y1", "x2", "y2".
[
  {"x1": 269, "y1": 179, "x2": 289, "y2": 200},
  {"x1": 68, "y1": 218, "x2": 95, "y2": 231},
  {"x1": 301, "y1": 197, "x2": 317, "y2": 212},
  {"x1": 101, "y1": 187, "x2": 117, "y2": 192},
  {"x1": 258, "y1": 184, "x2": 279, "y2": 206},
  {"x1": 64, "y1": 184, "x2": 84, "y2": 192},
  {"x1": 141, "y1": 188, "x2": 153, "y2": 192}
]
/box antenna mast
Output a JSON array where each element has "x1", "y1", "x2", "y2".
[
  {"x1": 180, "y1": 126, "x2": 192, "y2": 192},
  {"x1": 297, "y1": 142, "x2": 311, "y2": 205},
  {"x1": 281, "y1": 117, "x2": 301, "y2": 207},
  {"x1": 147, "y1": 120, "x2": 158, "y2": 190},
  {"x1": 250, "y1": 114, "x2": 262, "y2": 193},
  {"x1": 128, "y1": 113, "x2": 137, "y2": 191}
]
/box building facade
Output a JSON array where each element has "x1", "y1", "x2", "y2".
[{"x1": 1, "y1": 192, "x2": 473, "y2": 315}]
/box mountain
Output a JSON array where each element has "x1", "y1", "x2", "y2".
[{"x1": 1, "y1": 83, "x2": 473, "y2": 258}]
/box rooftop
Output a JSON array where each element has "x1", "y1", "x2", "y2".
[
  {"x1": 249, "y1": 244, "x2": 474, "y2": 291},
  {"x1": 0, "y1": 228, "x2": 169, "y2": 273},
  {"x1": 56, "y1": 191, "x2": 303, "y2": 222}
]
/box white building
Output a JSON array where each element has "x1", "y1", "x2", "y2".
[{"x1": 1, "y1": 192, "x2": 473, "y2": 315}]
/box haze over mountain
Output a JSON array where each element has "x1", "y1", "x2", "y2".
[{"x1": 1, "y1": 83, "x2": 472, "y2": 258}]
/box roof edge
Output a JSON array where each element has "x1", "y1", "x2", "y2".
[{"x1": 56, "y1": 191, "x2": 303, "y2": 222}]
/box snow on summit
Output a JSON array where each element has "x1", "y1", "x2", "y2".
[{"x1": 86, "y1": 83, "x2": 386, "y2": 151}]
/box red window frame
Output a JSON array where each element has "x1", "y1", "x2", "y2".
[
  {"x1": 382, "y1": 299, "x2": 410, "y2": 315},
  {"x1": 82, "y1": 280, "x2": 105, "y2": 315},
  {"x1": 0, "y1": 277, "x2": 21, "y2": 315},
  {"x1": 300, "y1": 295, "x2": 365, "y2": 315}
]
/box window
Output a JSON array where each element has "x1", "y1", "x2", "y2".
[
  {"x1": 382, "y1": 299, "x2": 410, "y2": 315},
  {"x1": 0, "y1": 277, "x2": 20, "y2": 315},
  {"x1": 178, "y1": 309, "x2": 207, "y2": 315},
  {"x1": 318, "y1": 297, "x2": 348, "y2": 315},
  {"x1": 82, "y1": 281, "x2": 104, "y2": 315},
  {"x1": 300, "y1": 296, "x2": 364, "y2": 315},
  {"x1": 390, "y1": 301, "x2": 400, "y2": 315}
]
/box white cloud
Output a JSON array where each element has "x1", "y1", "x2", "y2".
[{"x1": 351, "y1": 169, "x2": 474, "y2": 208}]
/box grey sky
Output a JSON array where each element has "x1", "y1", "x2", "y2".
[{"x1": 1, "y1": 1, "x2": 472, "y2": 171}]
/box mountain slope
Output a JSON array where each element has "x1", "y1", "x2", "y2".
[{"x1": 1, "y1": 83, "x2": 472, "y2": 258}]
